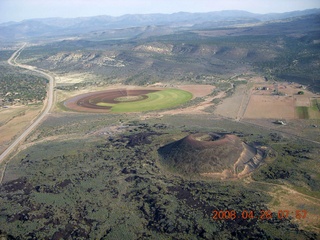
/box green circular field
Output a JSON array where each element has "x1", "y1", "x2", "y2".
[{"x1": 96, "y1": 89, "x2": 192, "y2": 112}]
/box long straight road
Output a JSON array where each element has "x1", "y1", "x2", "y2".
[{"x1": 0, "y1": 43, "x2": 55, "y2": 164}]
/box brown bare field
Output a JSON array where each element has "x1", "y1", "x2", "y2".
[
  {"x1": 177, "y1": 84, "x2": 215, "y2": 98},
  {"x1": 0, "y1": 105, "x2": 42, "y2": 154},
  {"x1": 214, "y1": 84, "x2": 249, "y2": 119},
  {"x1": 295, "y1": 96, "x2": 311, "y2": 107},
  {"x1": 244, "y1": 83, "x2": 319, "y2": 119},
  {"x1": 244, "y1": 95, "x2": 295, "y2": 119}
]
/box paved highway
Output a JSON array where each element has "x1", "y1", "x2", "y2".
[{"x1": 0, "y1": 43, "x2": 55, "y2": 164}]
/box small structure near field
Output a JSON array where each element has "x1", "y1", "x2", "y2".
[{"x1": 273, "y1": 120, "x2": 287, "y2": 125}]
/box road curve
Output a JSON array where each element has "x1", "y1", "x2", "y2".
[{"x1": 0, "y1": 43, "x2": 55, "y2": 164}]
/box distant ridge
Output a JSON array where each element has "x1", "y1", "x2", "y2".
[{"x1": 0, "y1": 9, "x2": 319, "y2": 40}]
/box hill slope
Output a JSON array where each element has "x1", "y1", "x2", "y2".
[{"x1": 158, "y1": 133, "x2": 265, "y2": 178}]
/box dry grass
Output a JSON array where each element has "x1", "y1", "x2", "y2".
[
  {"x1": 56, "y1": 72, "x2": 97, "y2": 84},
  {"x1": 0, "y1": 105, "x2": 42, "y2": 154},
  {"x1": 267, "y1": 186, "x2": 320, "y2": 233}
]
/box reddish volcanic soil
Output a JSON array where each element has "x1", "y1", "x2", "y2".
[{"x1": 64, "y1": 89, "x2": 159, "y2": 113}]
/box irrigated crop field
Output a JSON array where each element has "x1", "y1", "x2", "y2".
[
  {"x1": 109, "y1": 89, "x2": 192, "y2": 112},
  {"x1": 64, "y1": 88, "x2": 193, "y2": 113}
]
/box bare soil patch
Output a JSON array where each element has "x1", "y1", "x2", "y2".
[
  {"x1": 214, "y1": 84, "x2": 249, "y2": 119},
  {"x1": 243, "y1": 82, "x2": 319, "y2": 119},
  {"x1": 56, "y1": 72, "x2": 97, "y2": 84},
  {"x1": 295, "y1": 96, "x2": 311, "y2": 107},
  {"x1": 177, "y1": 85, "x2": 215, "y2": 98},
  {"x1": 244, "y1": 95, "x2": 295, "y2": 119}
]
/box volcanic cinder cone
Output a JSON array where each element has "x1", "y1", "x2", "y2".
[{"x1": 158, "y1": 133, "x2": 265, "y2": 178}]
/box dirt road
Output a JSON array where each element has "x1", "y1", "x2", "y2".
[{"x1": 0, "y1": 43, "x2": 55, "y2": 165}]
